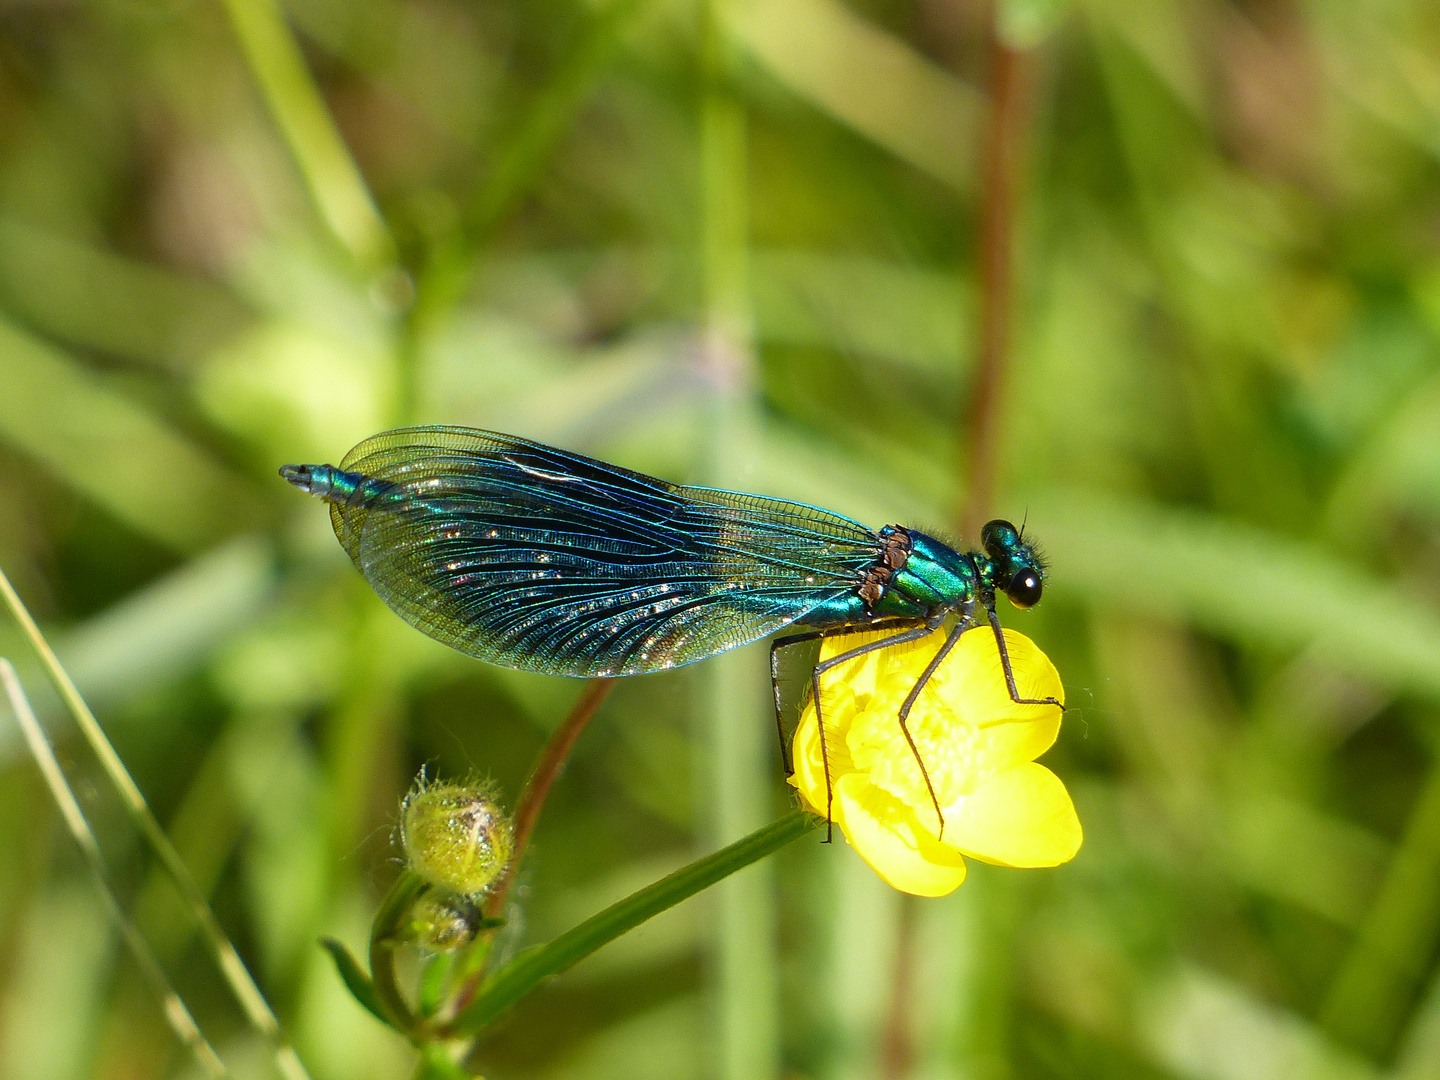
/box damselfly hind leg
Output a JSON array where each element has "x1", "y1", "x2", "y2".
[
  {"x1": 986, "y1": 605, "x2": 1063, "y2": 708},
  {"x1": 769, "y1": 617, "x2": 926, "y2": 777},
  {"x1": 769, "y1": 629, "x2": 826, "y2": 776},
  {"x1": 893, "y1": 603, "x2": 975, "y2": 840},
  {"x1": 807, "y1": 624, "x2": 938, "y2": 842}
]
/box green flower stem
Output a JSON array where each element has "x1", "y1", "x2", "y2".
[
  {"x1": 484, "y1": 678, "x2": 614, "y2": 921},
  {"x1": 411, "y1": 1042, "x2": 473, "y2": 1080},
  {"x1": 446, "y1": 810, "x2": 818, "y2": 1036},
  {"x1": 418, "y1": 953, "x2": 457, "y2": 1020},
  {"x1": 370, "y1": 870, "x2": 428, "y2": 1035}
]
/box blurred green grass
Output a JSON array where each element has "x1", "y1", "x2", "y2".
[{"x1": 1, "y1": 0, "x2": 1440, "y2": 1078}]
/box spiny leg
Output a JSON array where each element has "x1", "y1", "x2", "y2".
[
  {"x1": 810, "y1": 624, "x2": 939, "y2": 842},
  {"x1": 807, "y1": 664, "x2": 834, "y2": 843},
  {"x1": 986, "y1": 605, "x2": 1063, "y2": 708},
  {"x1": 893, "y1": 612, "x2": 974, "y2": 841},
  {"x1": 769, "y1": 618, "x2": 925, "y2": 777}
]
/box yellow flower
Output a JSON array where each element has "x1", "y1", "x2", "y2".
[{"x1": 789, "y1": 626, "x2": 1081, "y2": 897}]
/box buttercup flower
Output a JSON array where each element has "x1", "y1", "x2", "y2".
[{"x1": 789, "y1": 626, "x2": 1081, "y2": 896}]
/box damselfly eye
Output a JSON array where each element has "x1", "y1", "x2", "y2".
[{"x1": 1007, "y1": 570, "x2": 1041, "y2": 609}]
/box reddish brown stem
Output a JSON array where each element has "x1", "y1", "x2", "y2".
[
  {"x1": 879, "y1": 893, "x2": 920, "y2": 1080},
  {"x1": 879, "y1": 12, "x2": 1033, "y2": 1080},
  {"x1": 484, "y1": 678, "x2": 615, "y2": 920},
  {"x1": 962, "y1": 25, "x2": 1030, "y2": 540}
]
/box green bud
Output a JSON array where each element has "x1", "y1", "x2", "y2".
[
  {"x1": 405, "y1": 891, "x2": 482, "y2": 953},
  {"x1": 400, "y1": 775, "x2": 513, "y2": 897}
]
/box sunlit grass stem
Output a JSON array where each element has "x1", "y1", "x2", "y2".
[
  {"x1": 0, "y1": 659, "x2": 227, "y2": 1079},
  {"x1": 0, "y1": 566, "x2": 311, "y2": 1080}
]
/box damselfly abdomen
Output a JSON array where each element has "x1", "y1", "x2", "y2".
[{"x1": 281, "y1": 426, "x2": 1057, "y2": 834}]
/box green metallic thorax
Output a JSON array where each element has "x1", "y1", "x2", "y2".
[
  {"x1": 874, "y1": 531, "x2": 979, "y2": 616},
  {"x1": 796, "y1": 528, "x2": 982, "y2": 629}
]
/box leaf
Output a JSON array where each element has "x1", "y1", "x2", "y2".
[
  {"x1": 723, "y1": 0, "x2": 980, "y2": 190},
  {"x1": 0, "y1": 216, "x2": 251, "y2": 371},
  {"x1": 1037, "y1": 489, "x2": 1440, "y2": 703},
  {"x1": 320, "y1": 937, "x2": 390, "y2": 1027},
  {"x1": 750, "y1": 250, "x2": 967, "y2": 379},
  {"x1": 1143, "y1": 966, "x2": 1380, "y2": 1080}
]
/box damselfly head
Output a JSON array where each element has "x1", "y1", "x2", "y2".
[{"x1": 980, "y1": 519, "x2": 1046, "y2": 609}]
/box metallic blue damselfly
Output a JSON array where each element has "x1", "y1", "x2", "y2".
[{"x1": 282, "y1": 426, "x2": 1057, "y2": 834}]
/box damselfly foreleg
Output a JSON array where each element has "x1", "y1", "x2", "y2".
[
  {"x1": 985, "y1": 605, "x2": 1063, "y2": 708},
  {"x1": 893, "y1": 601, "x2": 975, "y2": 839}
]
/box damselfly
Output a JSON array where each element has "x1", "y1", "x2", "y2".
[{"x1": 281, "y1": 426, "x2": 1058, "y2": 835}]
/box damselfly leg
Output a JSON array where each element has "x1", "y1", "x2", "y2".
[
  {"x1": 802, "y1": 623, "x2": 939, "y2": 841},
  {"x1": 985, "y1": 605, "x2": 1063, "y2": 708},
  {"x1": 892, "y1": 601, "x2": 975, "y2": 839},
  {"x1": 773, "y1": 598, "x2": 1055, "y2": 843},
  {"x1": 768, "y1": 617, "x2": 925, "y2": 775}
]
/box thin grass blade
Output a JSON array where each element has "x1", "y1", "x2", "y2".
[
  {"x1": 0, "y1": 659, "x2": 227, "y2": 1079},
  {"x1": 0, "y1": 566, "x2": 312, "y2": 1080}
]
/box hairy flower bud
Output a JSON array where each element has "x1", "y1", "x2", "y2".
[
  {"x1": 405, "y1": 891, "x2": 483, "y2": 953},
  {"x1": 400, "y1": 775, "x2": 514, "y2": 898}
]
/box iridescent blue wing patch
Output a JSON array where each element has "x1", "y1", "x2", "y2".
[{"x1": 329, "y1": 426, "x2": 879, "y2": 676}]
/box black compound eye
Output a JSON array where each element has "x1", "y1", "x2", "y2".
[{"x1": 1007, "y1": 570, "x2": 1042, "y2": 609}]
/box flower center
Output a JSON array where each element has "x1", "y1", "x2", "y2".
[{"x1": 842, "y1": 663, "x2": 990, "y2": 814}]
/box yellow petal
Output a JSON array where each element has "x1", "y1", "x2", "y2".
[
  {"x1": 834, "y1": 774, "x2": 969, "y2": 897},
  {"x1": 929, "y1": 628, "x2": 1064, "y2": 773},
  {"x1": 788, "y1": 706, "x2": 828, "y2": 819},
  {"x1": 817, "y1": 628, "x2": 909, "y2": 701},
  {"x1": 941, "y1": 763, "x2": 1082, "y2": 868},
  {"x1": 789, "y1": 690, "x2": 858, "y2": 819}
]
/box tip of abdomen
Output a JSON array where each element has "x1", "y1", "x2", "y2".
[{"x1": 280, "y1": 463, "x2": 331, "y2": 497}]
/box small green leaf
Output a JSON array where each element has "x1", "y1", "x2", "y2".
[
  {"x1": 320, "y1": 937, "x2": 389, "y2": 1026},
  {"x1": 370, "y1": 871, "x2": 428, "y2": 1032},
  {"x1": 418, "y1": 952, "x2": 456, "y2": 1019}
]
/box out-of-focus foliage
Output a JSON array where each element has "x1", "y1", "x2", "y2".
[{"x1": 1, "y1": 0, "x2": 1439, "y2": 1077}]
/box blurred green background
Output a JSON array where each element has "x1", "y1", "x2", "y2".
[{"x1": 3, "y1": 0, "x2": 1440, "y2": 1077}]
